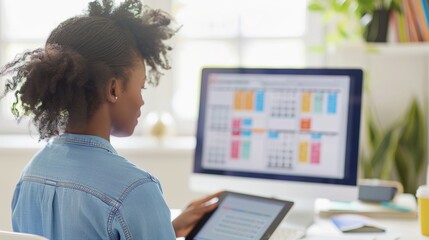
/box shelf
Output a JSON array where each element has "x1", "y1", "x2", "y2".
[
  {"x1": 0, "y1": 134, "x2": 196, "y2": 155},
  {"x1": 333, "y1": 42, "x2": 429, "y2": 55},
  {"x1": 366, "y1": 43, "x2": 429, "y2": 54}
]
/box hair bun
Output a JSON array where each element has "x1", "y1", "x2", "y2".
[
  {"x1": 32, "y1": 44, "x2": 88, "y2": 92},
  {"x1": 88, "y1": 0, "x2": 142, "y2": 20}
]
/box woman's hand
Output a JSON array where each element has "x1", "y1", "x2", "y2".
[{"x1": 172, "y1": 191, "x2": 222, "y2": 238}]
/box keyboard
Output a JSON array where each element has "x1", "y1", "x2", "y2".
[{"x1": 270, "y1": 226, "x2": 306, "y2": 240}]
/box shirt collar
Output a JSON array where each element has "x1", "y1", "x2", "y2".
[{"x1": 52, "y1": 133, "x2": 118, "y2": 155}]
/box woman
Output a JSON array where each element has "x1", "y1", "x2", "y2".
[{"x1": 0, "y1": 0, "x2": 219, "y2": 239}]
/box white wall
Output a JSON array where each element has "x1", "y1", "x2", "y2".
[
  {"x1": 326, "y1": 44, "x2": 429, "y2": 126},
  {"x1": 326, "y1": 43, "x2": 429, "y2": 184},
  {"x1": 0, "y1": 135, "x2": 205, "y2": 231}
]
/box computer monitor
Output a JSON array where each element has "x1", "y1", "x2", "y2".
[{"x1": 191, "y1": 68, "x2": 363, "y2": 225}]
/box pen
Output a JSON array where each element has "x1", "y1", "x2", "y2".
[{"x1": 380, "y1": 201, "x2": 411, "y2": 212}]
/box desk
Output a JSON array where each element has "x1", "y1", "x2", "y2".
[
  {"x1": 304, "y1": 216, "x2": 428, "y2": 240},
  {"x1": 171, "y1": 209, "x2": 428, "y2": 240}
]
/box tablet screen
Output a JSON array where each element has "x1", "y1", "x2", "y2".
[{"x1": 186, "y1": 191, "x2": 294, "y2": 240}]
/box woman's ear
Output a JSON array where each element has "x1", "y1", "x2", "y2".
[{"x1": 106, "y1": 78, "x2": 120, "y2": 103}]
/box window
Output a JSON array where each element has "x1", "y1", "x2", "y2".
[
  {"x1": 171, "y1": 0, "x2": 316, "y2": 134},
  {"x1": 0, "y1": 0, "x2": 319, "y2": 136},
  {"x1": 0, "y1": 0, "x2": 90, "y2": 134}
]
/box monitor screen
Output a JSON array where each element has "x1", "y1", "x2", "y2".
[{"x1": 193, "y1": 68, "x2": 363, "y2": 188}]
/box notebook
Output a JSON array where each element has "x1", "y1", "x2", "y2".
[
  {"x1": 315, "y1": 193, "x2": 417, "y2": 218},
  {"x1": 185, "y1": 191, "x2": 294, "y2": 240},
  {"x1": 331, "y1": 214, "x2": 385, "y2": 233}
]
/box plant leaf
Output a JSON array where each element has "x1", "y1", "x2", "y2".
[
  {"x1": 368, "y1": 127, "x2": 397, "y2": 179},
  {"x1": 394, "y1": 98, "x2": 427, "y2": 193},
  {"x1": 308, "y1": 3, "x2": 326, "y2": 11}
]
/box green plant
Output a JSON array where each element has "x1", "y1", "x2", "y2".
[
  {"x1": 360, "y1": 97, "x2": 427, "y2": 194},
  {"x1": 308, "y1": 0, "x2": 402, "y2": 46}
]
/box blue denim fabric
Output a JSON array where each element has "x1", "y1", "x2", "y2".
[{"x1": 12, "y1": 133, "x2": 176, "y2": 240}]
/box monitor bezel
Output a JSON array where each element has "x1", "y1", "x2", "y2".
[{"x1": 194, "y1": 68, "x2": 363, "y2": 186}]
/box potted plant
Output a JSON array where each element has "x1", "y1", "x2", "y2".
[
  {"x1": 308, "y1": 0, "x2": 402, "y2": 44},
  {"x1": 360, "y1": 97, "x2": 427, "y2": 194}
]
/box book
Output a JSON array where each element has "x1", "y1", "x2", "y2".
[
  {"x1": 403, "y1": 0, "x2": 422, "y2": 41},
  {"x1": 424, "y1": 0, "x2": 429, "y2": 27},
  {"x1": 409, "y1": 0, "x2": 429, "y2": 41},
  {"x1": 331, "y1": 214, "x2": 385, "y2": 233},
  {"x1": 315, "y1": 193, "x2": 418, "y2": 219},
  {"x1": 392, "y1": 10, "x2": 408, "y2": 42}
]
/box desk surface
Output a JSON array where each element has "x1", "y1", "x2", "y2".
[
  {"x1": 172, "y1": 209, "x2": 428, "y2": 240},
  {"x1": 305, "y1": 216, "x2": 428, "y2": 240}
]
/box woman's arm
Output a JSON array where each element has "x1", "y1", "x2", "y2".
[{"x1": 172, "y1": 191, "x2": 222, "y2": 238}]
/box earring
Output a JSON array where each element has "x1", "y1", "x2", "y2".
[{"x1": 114, "y1": 96, "x2": 118, "y2": 101}]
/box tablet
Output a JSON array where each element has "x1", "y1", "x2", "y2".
[{"x1": 186, "y1": 191, "x2": 294, "y2": 240}]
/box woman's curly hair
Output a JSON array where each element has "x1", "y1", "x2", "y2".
[{"x1": 0, "y1": 0, "x2": 178, "y2": 140}]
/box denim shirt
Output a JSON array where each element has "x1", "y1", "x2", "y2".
[{"x1": 11, "y1": 133, "x2": 176, "y2": 240}]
